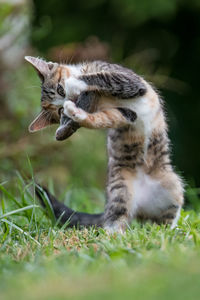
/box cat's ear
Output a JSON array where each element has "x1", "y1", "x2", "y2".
[
  {"x1": 29, "y1": 110, "x2": 58, "y2": 132},
  {"x1": 24, "y1": 56, "x2": 55, "y2": 81}
]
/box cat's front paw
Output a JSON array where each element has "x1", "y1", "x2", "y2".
[{"x1": 63, "y1": 101, "x2": 87, "y2": 123}]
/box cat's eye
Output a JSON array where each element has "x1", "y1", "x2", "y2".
[{"x1": 57, "y1": 84, "x2": 65, "y2": 97}]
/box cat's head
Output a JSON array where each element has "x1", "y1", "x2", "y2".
[{"x1": 25, "y1": 56, "x2": 68, "y2": 132}]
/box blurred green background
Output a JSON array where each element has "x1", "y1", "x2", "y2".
[{"x1": 1, "y1": 0, "x2": 200, "y2": 199}]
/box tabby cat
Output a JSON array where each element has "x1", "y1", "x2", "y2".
[{"x1": 25, "y1": 56, "x2": 184, "y2": 233}]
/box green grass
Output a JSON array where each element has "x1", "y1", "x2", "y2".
[{"x1": 1, "y1": 177, "x2": 200, "y2": 300}]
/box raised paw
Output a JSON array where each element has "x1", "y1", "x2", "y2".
[{"x1": 63, "y1": 101, "x2": 87, "y2": 123}]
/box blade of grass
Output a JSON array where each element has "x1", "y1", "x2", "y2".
[
  {"x1": 54, "y1": 211, "x2": 65, "y2": 227},
  {"x1": 35, "y1": 184, "x2": 56, "y2": 225},
  {"x1": 0, "y1": 218, "x2": 41, "y2": 246},
  {"x1": 0, "y1": 205, "x2": 39, "y2": 219},
  {"x1": 1, "y1": 197, "x2": 9, "y2": 241},
  {"x1": 25, "y1": 157, "x2": 38, "y2": 230},
  {"x1": 0, "y1": 180, "x2": 9, "y2": 186},
  {"x1": 16, "y1": 177, "x2": 33, "y2": 220},
  {"x1": 0, "y1": 184, "x2": 22, "y2": 208},
  {"x1": 60, "y1": 211, "x2": 76, "y2": 231},
  {"x1": 26, "y1": 155, "x2": 34, "y2": 182}
]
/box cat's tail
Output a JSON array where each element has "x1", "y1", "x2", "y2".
[{"x1": 35, "y1": 184, "x2": 104, "y2": 227}]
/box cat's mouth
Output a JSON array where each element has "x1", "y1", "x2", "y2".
[{"x1": 29, "y1": 100, "x2": 79, "y2": 140}]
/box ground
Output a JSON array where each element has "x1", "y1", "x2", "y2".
[{"x1": 0, "y1": 177, "x2": 200, "y2": 300}]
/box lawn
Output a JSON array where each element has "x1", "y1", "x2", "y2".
[{"x1": 1, "y1": 175, "x2": 200, "y2": 300}]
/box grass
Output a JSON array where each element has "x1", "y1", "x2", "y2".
[{"x1": 1, "y1": 176, "x2": 200, "y2": 300}]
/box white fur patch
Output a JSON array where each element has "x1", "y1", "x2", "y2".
[
  {"x1": 64, "y1": 64, "x2": 87, "y2": 99},
  {"x1": 52, "y1": 98, "x2": 65, "y2": 106},
  {"x1": 64, "y1": 77, "x2": 87, "y2": 99},
  {"x1": 64, "y1": 101, "x2": 87, "y2": 122},
  {"x1": 117, "y1": 87, "x2": 160, "y2": 156},
  {"x1": 132, "y1": 171, "x2": 174, "y2": 218},
  {"x1": 119, "y1": 95, "x2": 157, "y2": 133}
]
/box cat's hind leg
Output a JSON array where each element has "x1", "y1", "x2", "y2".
[
  {"x1": 155, "y1": 171, "x2": 184, "y2": 228},
  {"x1": 135, "y1": 171, "x2": 184, "y2": 228}
]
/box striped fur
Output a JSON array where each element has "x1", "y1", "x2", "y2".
[{"x1": 25, "y1": 57, "x2": 184, "y2": 233}]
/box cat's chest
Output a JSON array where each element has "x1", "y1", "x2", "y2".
[{"x1": 131, "y1": 171, "x2": 172, "y2": 217}]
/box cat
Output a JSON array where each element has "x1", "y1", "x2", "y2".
[{"x1": 25, "y1": 56, "x2": 184, "y2": 233}]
